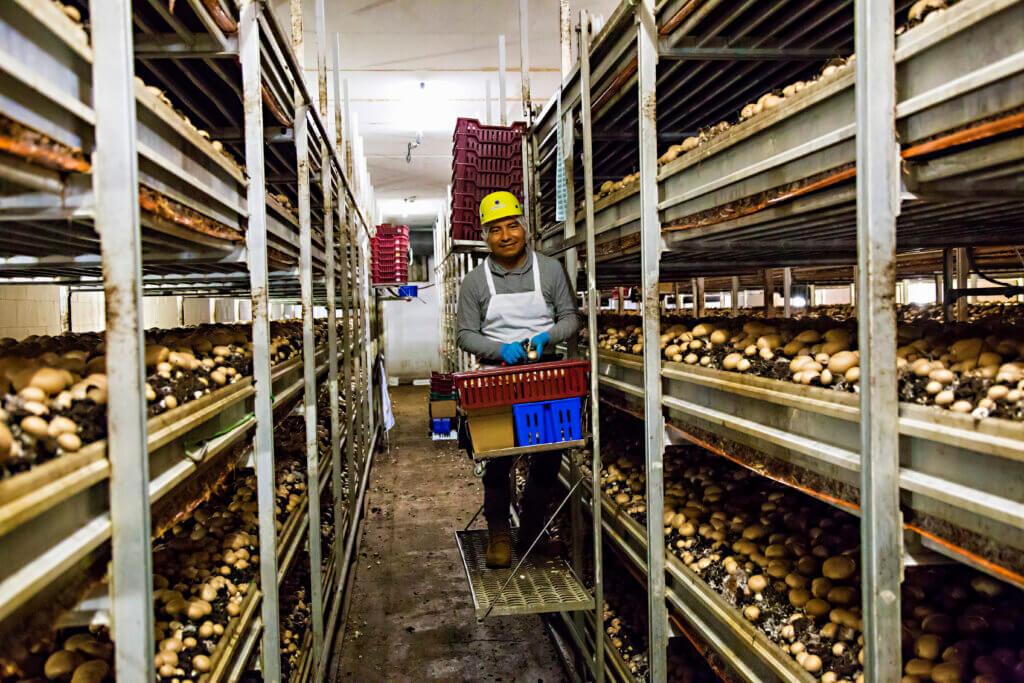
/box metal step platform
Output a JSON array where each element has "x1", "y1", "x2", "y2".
[{"x1": 455, "y1": 528, "x2": 594, "y2": 619}]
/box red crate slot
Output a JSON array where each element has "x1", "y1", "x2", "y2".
[
  {"x1": 451, "y1": 221, "x2": 479, "y2": 241},
  {"x1": 453, "y1": 117, "x2": 526, "y2": 145},
  {"x1": 452, "y1": 143, "x2": 523, "y2": 166},
  {"x1": 453, "y1": 360, "x2": 590, "y2": 410},
  {"x1": 451, "y1": 174, "x2": 523, "y2": 199},
  {"x1": 375, "y1": 223, "x2": 410, "y2": 237}
]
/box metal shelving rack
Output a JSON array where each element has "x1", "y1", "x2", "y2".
[
  {"x1": 0, "y1": 1, "x2": 378, "y2": 680},
  {"x1": 529, "y1": 0, "x2": 1024, "y2": 681}
]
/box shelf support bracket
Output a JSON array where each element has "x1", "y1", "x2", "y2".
[{"x1": 855, "y1": 0, "x2": 903, "y2": 681}]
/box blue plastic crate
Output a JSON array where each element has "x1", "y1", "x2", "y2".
[
  {"x1": 398, "y1": 285, "x2": 418, "y2": 298},
  {"x1": 545, "y1": 397, "x2": 583, "y2": 443},
  {"x1": 432, "y1": 418, "x2": 453, "y2": 435},
  {"x1": 512, "y1": 398, "x2": 582, "y2": 446}
]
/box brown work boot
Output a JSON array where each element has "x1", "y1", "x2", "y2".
[{"x1": 485, "y1": 529, "x2": 512, "y2": 569}]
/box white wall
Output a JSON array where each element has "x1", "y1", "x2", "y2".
[
  {"x1": 70, "y1": 292, "x2": 181, "y2": 332},
  {"x1": 0, "y1": 285, "x2": 63, "y2": 338},
  {"x1": 382, "y1": 283, "x2": 442, "y2": 381}
]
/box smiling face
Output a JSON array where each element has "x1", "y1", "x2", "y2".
[{"x1": 484, "y1": 217, "x2": 527, "y2": 263}]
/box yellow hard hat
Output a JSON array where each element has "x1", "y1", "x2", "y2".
[{"x1": 479, "y1": 191, "x2": 523, "y2": 226}]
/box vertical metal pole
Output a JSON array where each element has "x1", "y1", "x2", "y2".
[
  {"x1": 763, "y1": 268, "x2": 775, "y2": 316},
  {"x1": 637, "y1": 1, "x2": 667, "y2": 679},
  {"x1": 58, "y1": 286, "x2": 71, "y2": 332},
  {"x1": 616, "y1": 287, "x2": 624, "y2": 314},
  {"x1": 341, "y1": 201, "x2": 356, "y2": 511},
  {"x1": 809, "y1": 284, "x2": 817, "y2": 309},
  {"x1": 695, "y1": 277, "x2": 705, "y2": 317},
  {"x1": 343, "y1": 78, "x2": 353, "y2": 177},
  {"x1": 851, "y1": 264, "x2": 859, "y2": 305},
  {"x1": 942, "y1": 248, "x2": 954, "y2": 321},
  {"x1": 240, "y1": 3, "x2": 281, "y2": 678},
  {"x1": 560, "y1": 1, "x2": 573, "y2": 78},
  {"x1": 91, "y1": 2, "x2": 152, "y2": 678},
  {"x1": 783, "y1": 267, "x2": 793, "y2": 318},
  {"x1": 955, "y1": 247, "x2": 969, "y2": 322},
  {"x1": 485, "y1": 80, "x2": 493, "y2": 125},
  {"x1": 498, "y1": 35, "x2": 507, "y2": 125},
  {"x1": 295, "y1": 100, "x2": 325, "y2": 663},
  {"x1": 330, "y1": 31, "x2": 348, "y2": 585},
  {"x1": 519, "y1": 0, "x2": 532, "y2": 121},
  {"x1": 730, "y1": 276, "x2": 739, "y2": 316},
  {"x1": 855, "y1": 0, "x2": 902, "y2": 680},
  {"x1": 579, "y1": 12, "x2": 604, "y2": 680}
]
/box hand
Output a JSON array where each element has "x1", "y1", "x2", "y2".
[
  {"x1": 529, "y1": 331, "x2": 551, "y2": 358},
  {"x1": 500, "y1": 342, "x2": 527, "y2": 365}
]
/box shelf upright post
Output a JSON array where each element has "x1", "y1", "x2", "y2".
[
  {"x1": 90, "y1": 1, "x2": 153, "y2": 677},
  {"x1": 783, "y1": 267, "x2": 793, "y2": 317},
  {"x1": 499, "y1": 35, "x2": 507, "y2": 125},
  {"x1": 694, "y1": 277, "x2": 705, "y2": 317},
  {"x1": 763, "y1": 269, "x2": 775, "y2": 316},
  {"x1": 636, "y1": 0, "x2": 668, "y2": 679},
  {"x1": 341, "y1": 199, "x2": 356, "y2": 511},
  {"x1": 855, "y1": 0, "x2": 903, "y2": 680},
  {"x1": 731, "y1": 276, "x2": 739, "y2": 315},
  {"x1": 579, "y1": 11, "x2": 604, "y2": 680},
  {"x1": 332, "y1": 29, "x2": 354, "y2": 574},
  {"x1": 239, "y1": 2, "x2": 281, "y2": 678},
  {"x1": 296, "y1": 102, "x2": 325, "y2": 660},
  {"x1": 955, "y1": 247, "x2": 969, "y2": 322}
]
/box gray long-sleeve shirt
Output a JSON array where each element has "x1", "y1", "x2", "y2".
[{"x1": 457, "y1": 248, "x2": 581, "y2": 363}]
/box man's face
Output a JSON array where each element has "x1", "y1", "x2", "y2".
[{"x1": 484, "y1": 217, "x2": 527, "y2": 261}]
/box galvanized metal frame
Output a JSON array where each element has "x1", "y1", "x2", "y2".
[
  {"x1": 324, "y1": 31, "x2": 347, "y2": 659},
  {"x1": 240, "y1": 2, "x2": 282, "y2": 678},
  {"x1": 579, "y1": 11, "x2": 605, "y2": 681},
  {"x1": 636, "y1": 1, "x2": 669, "y2": 679},
  {"x1": 90, "y1": 1, "x2": 154, "y2": 678},
  {"x1": 296, "y1": 92, "x2": 326, "y2": 673},
  {"x1": 855, "y1": 0, "x2": 902, "y2": 679},
  {"x1": 291, "y1": 0, "x2": 327, "y2": 666},
  {"x1": 0, "y1": 1, "x2": 382, "y2": 679},
  {"x1": 525, "y1": 0, "x2": 1024, "y2": 680}
]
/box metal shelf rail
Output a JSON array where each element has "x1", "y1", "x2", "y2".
[
  {"x1": 0, "y1": 0, "x2": 378, "y2": 680},
  {"x1": 528, "y1": 0, "x2": 1024, "y2": 681}
]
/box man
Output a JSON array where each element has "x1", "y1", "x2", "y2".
[{"x1": 457, "y1": 190, "x2": 581, "y2": 569}]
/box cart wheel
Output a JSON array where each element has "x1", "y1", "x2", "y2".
[{"x1": 473, "y1": 460, "x2": 486, "y2": 478}]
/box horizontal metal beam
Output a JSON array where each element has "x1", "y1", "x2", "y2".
[
  {"x1": 134, "y1": 33, "x2": 238, "y2": 57},
  {"x1": 209, "y1": 126, "x2": 295, "y2": 142},
  {"x1": 658, "y1": 36, "x2": 844, "y2": 61}
]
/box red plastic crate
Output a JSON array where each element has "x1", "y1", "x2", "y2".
[
  {"x1": 450, "y1": 220, "x2": 480, "y2": 240},
  {"x1": 453, "y1": 117, "x2": 526, "y2": 145},
  {"x1": 451, "y1": 221, "x2": 480, "y2": 241},
  {"x1": 376, "y1": 223, "x2": 409, "y2": 236},
  {"x1": 452, "y1": 143, "x2": 523, "y2": 166},
  {"x1": 452, "y1": 166, "x2": 523, "y2": 192},
  {"x1": 453, "y1": 360, "x2": 590, "y2": 410}
]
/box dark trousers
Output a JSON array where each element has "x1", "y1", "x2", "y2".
[{"x1": 482, "y1": 453, "x2": 562, "y2": 532}]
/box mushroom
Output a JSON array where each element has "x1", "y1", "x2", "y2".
[
  {"x1": 45, "y1": 650, "x2": 84, "y2": 679},
  {"x1": 71, "y1": 660, "x2": 109, "y2": 683}
]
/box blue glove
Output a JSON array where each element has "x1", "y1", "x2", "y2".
[
  {"x1": 529, "y1": 331, "x2": 551, "y2": 358},
  {"x1": 500, "y1": 342, "x2": 527, "y2": 365}
]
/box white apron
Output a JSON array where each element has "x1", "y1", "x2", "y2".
[{"x1": 480, "y1": 253, "x2": 554, "y2": 365}]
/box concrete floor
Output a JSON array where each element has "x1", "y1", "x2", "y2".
[{"x1": 329, "y1": 385, "x2": 566, "y2": 682}]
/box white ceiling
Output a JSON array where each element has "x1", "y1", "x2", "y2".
[{"x1": 274, "y1": 0, "x2": 619, "y2": 226}]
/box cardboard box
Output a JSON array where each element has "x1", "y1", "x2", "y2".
[
  {"x1": 429, "y1": 398, "x2": 457, "y2": 419},
  {"x1": 466, "y1": 406, "x2": 515, "y2": 453}
]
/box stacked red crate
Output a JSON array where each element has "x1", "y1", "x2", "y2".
[
  {"x1": 450, "y1": 118, "x2": 526, "y2": 241},
  {"x1": 372, "y1": 223, "x2": 410, "y2": 284}
]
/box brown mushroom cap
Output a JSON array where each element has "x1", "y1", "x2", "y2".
[
  {"x1": 822, "y1": 555, "x2": 856, "y2": 580},
  {"x1": 45, "y1": 649, "x2": 84, "y2": 679}
]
